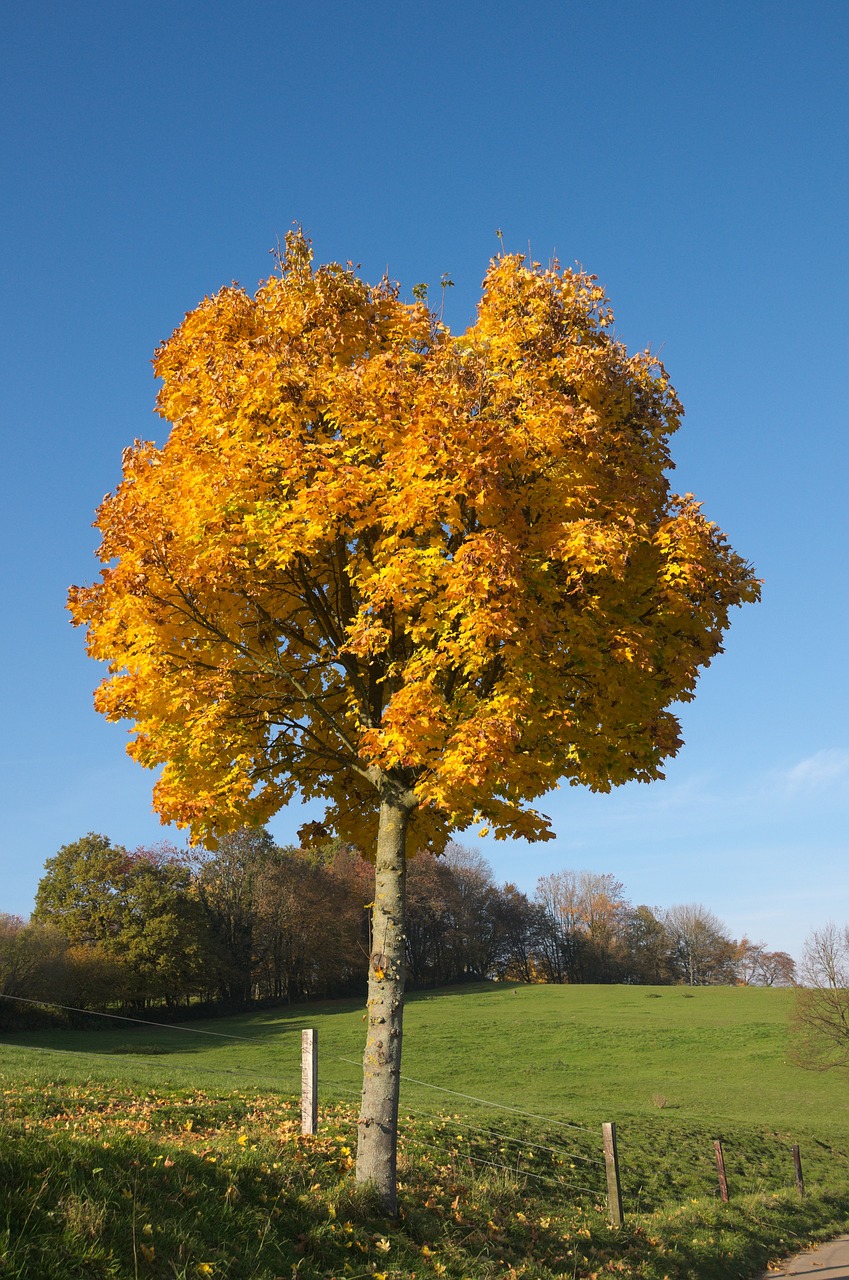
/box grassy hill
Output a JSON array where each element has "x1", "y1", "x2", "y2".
[
  {"x1": 2, "y1": 983, "x2": 849, "y2": 1279},
  {"x1": 2, "y1": 982, "x2": 842, "y2": 1133}
]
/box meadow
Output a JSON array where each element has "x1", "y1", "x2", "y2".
[{"x1": 2, "y1": 983, "x2": 849, "y2": 1279}]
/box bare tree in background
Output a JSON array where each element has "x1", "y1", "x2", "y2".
[
  {"x1": 535, "y1": 870, "x2": 630, "y2": 982},
  {"x1": 662, "y1": 903, "x2": 738, "y2": 986},
  {"x1": 793, "y1": 923, "x2": 849, "y2": 1070}
]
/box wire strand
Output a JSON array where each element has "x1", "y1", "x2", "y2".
[
  {"x1": 333, "y1": 1054, "x2": 599, "y2": 1134},
  {"x1": 315, "y1": 1079, "x2": 602, "y2": 1197},
  {"x1": 4, "y1": 997, "x2": 604, "y2": 1175},
  {"x1": 317, "y1": 1077, "x2": 604, "y2": 1175},
  {"x1": 397, "y1": 1122, "x2": 604, "y2": 1189},
  {"x1": 398, "y1": 1137, "x2": 600, "y2": 1196},
  {"x1": 0, "y1": 993, "x2": 286, "y2": 1042},
  {"x1": 318, "y1": 1062, "x2": 602, "y2": 1157},
  {"x1": 413, "y1": 1116, "x2": 605, "y2": 1168},
  {"x1": 0, "y1": 1039, "x2": 301, "y2": 1092}
]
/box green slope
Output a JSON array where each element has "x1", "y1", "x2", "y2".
[
  {"x1": 1, "y1": 983, "x2": 841, "y2": 1137},
  {"x1": 3, "y1": 984, "x2": 849, "y2": 1278}
]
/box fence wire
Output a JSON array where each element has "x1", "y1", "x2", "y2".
[
  {"x1": 1, "y1": 992, "x2": 607, "y2": 1199},
  {"x1": 333, "y1": 1052, "x2": 599, "y2": 1135},
  {"x1": 324, "y1": 1074, "x2": 603, "y2": 1170},
  {"x1": 0, "y1": 1038, "x2": 301, "y2": 1094},
  {"x1": 399, "y1": 1127, "x2": 602, "y2": 1197},
  {"x1": 0, "y1": 993, "x2": 286, "y2": 1042},
  {"x1": 320, "y1": 1060, "x2": 605, "y2": 1196}
]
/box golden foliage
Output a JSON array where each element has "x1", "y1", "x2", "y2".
[{"x1": 69, "y1": 232, "x2": 759, "y2": 852}]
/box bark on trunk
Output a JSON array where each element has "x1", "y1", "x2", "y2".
[{"x1": 356, "y1": 789, "x2": 412, "y2": 1214}]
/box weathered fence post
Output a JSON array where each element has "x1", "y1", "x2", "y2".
[
  {"x1": 602, "y1": 1122, "x2": 624, "y2": 1227},
  {"x1": 714, "y1": 1139, "x2": 729, "y2": 1201},
  {"x1": 792, "y1": 1143, "x2": 805, "y2": 1197},
  {"x1": 301, "y1": 1028, "x2": 318, "y2": 1135}
]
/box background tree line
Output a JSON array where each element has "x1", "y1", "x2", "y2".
[{"x1": 0, "y1": 831, "x2": 794, "y2": 1022}]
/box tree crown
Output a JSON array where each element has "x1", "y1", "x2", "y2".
[{"x1": 69, "y1": 233, "x2": 759, "y2": 851}]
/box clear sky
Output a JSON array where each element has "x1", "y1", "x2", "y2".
[{"x1": 2, "y1": 1, "x2": 847, "y2": 960}]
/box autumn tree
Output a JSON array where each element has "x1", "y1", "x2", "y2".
[
  {"x1": 535, "y1": 869, "x2": 583, "y2": 981},
  {"x1": 491, "y1": 884, "x2": 544, "y2": 984},
  {"x1": 534, "y1": 869, "x2": 629, "y2": 982},
  {"x1": 33, "y1": 834, "x2": 212, "y2": 1009},
  {"x1": 404, "y1": 851, "x2": 452, "y2": 984},
  {"x1": 190, "y1": 827, "x2": 276, "y2": 1005},
  {"x1": 405, "y1": 848, "x2": 540, "y2": 986},
  {"x1": 433, "y1": 844, "x2": 508, "y2": 982},
  {"x1": 756, "y1": 948, "x2": 796, "y2": 987},
  {"x1": 68, "y1": 232, "x2": 759, "y2": 1210},
  {"x1": 737, "y1": 937, "x2": 796, "y2": 987},
  {"x1": 251, "y1": 843, "x2": 369, "y2": 1001}
]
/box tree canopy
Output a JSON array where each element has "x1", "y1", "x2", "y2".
[
  {"x1": 33, "y1": 833, "x2": 132, "y2": 947},
  {"x1": 69, "y1": 232, "x2": 759, "y2": 854}
]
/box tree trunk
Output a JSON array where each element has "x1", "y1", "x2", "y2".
[{"x1": 356, "y1": 788, "x2": 412, "y2": 1214}]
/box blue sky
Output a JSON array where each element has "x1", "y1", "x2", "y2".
[{"x1": 2, "y1": 1, "x2": 847, "y2": 959}]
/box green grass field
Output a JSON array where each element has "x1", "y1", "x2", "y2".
[
  {"x1": 4, "y1": 983, "x2": 842, "y2": 1130},
  {"x1": 2, "y1": 983, "x2": 849, "y2": 1279}
]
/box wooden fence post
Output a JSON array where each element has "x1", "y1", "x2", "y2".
[
  {"x1": 792, "y1": 1143, "x2": 805, "y2": 1198},
  {"x1": 602, "y1": 1122, "x2": 624, "y2": 1227},
  {"x1": 714, "y1": 1139, "x2": 729, "y2": 1201},
  {"x1": 301, "y1": 1028, "x2": 318, "y2": 1135}
]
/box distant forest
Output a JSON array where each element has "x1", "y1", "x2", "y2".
[{"x1": 0, "y1": 830, "x2": 794, "y2": 1024}]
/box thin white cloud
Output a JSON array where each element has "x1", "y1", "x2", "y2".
[{"x1": 784, "y1": 748, "x2": 849, "y2": 795}]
